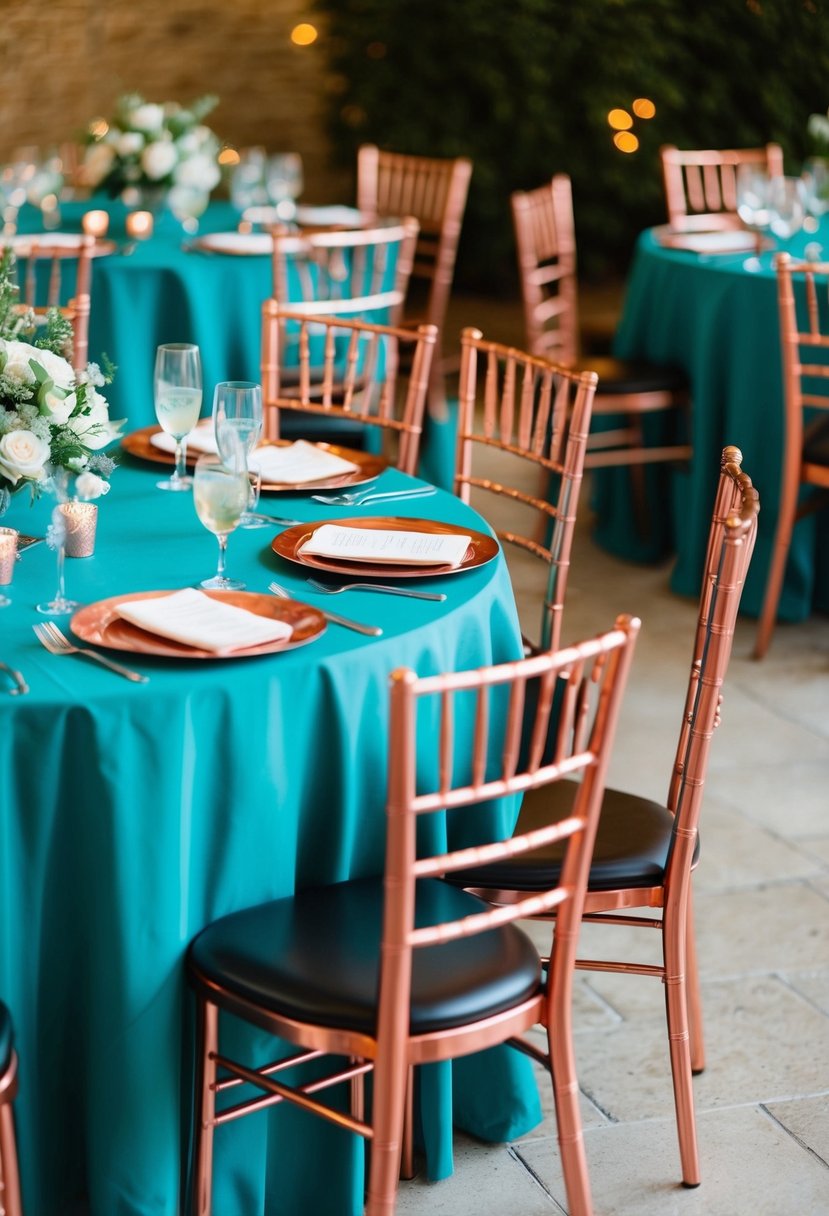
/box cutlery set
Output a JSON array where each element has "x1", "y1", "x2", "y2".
[{"x1": 12, "y1": 483, "x2": 448, "y2": 683}]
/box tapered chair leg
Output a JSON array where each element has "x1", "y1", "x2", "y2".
[
  {"x1": 0, "y1": 1095, "x2": 24, "y2": 1216},
  {"x1": 685, "y1": 887, "x2": 705, "y2": 1075},
  {"x1": 365, "y1": 1054, "x2": 408, "y2": 1216},
  {"x1": 663, "y1": 909, "x2": 700, "y2": 1187},
  {"x1": 191, "y1": 998, "x2": 219, "y2": 1216},
  {"x1": 547, "y1": 994, "x2": 593, "y2": 1216}
]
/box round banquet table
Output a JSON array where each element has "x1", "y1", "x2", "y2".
[
  {"x1": 0, "y1": 456, "x2": 542, "y2": 1216},
  {"x1": 597, "y1": 224, "x2": 829, "y2": 623}
]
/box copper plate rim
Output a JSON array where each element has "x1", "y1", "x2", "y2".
[
  {"x1": 188, "y1": 232, "x2": 272, "y2": 256},
  {"x1": 271, "y1": 516, "x2": 500, "y2": 580},
  {"x1": 70, "y1": 589, "x2": 327, "y2": 659},
  {"x1": 5, "y1": 236, "x2": 119, "y2": 259},
  {"x1": 120, "y1": 426, "x2": 386, "y2": 492}
]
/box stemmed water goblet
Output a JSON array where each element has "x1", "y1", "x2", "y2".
[
  {"x1": 212, "y1": 380, "x2": 266, "y2": 528},
  {"x1": 193, "y1": 455, "x2": 249, "y2": 590},
  {"x1": 265, "y1": 153, "x2": 303, "y2": 221},
  {"x1": 154, "y1": 343, "x2": 203, "y2": 491},
  {"x1": 767, "y1": 176, "x2": 806, "y2": 245}
]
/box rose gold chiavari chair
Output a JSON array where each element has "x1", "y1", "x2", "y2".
[
  {"x1": 261, "y1": 301, "x2": 437, "y2": 473},
  {"x1": 511, "y1": 176, "x2": 691, "y2": 503},
  {"x1": 357, "y1": 146, "x2": 473, "y2": 411},
  {"x1": 755, "y1": 253, "x2": 829, "y2": 657},
  {"x1": 448, "y1": 446, "x2": 760, "y2": 1190},
  {"x1": 455, "y1": 327, "x2": 598, "y2": 653},
  {"x1": 0, "y1": 1002, "x2": 24, "y2": 1216},
  {"x1": 270, "y1": 218, "x2": 420, "y2": 326},
  {"x1": 186, "y1": 615, "x2": 640, "y2": 1216},
  {"x1": 10, "y1": 234, "x2": 94, "y2": 371},
  {"x1": 660, "y1": 143, "x2": 784, "y2": 232}
]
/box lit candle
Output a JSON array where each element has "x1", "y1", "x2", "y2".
[
  {"x1": 82, "y1": 209, "x2": 110, "y2": 238},
  {"x1": 60, "y1": 503, "x2": 98, "y2": 558},
  {"x1": 126, "y1": 210, "x2": 154, "y2": 240}
]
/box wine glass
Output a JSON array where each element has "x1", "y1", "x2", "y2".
[
  {"x1": 193, "y1": 455, "x2": 249, "y2": 590},
  {"x1": 230, "y1": 147, "x2": 268, "y2": 211},
  {"x1": 265, "y1": 153, "x2": 303, "y2": 221},
  {"x1": 736, "y1": 164, "x2": 771, "y2": 239},
  {"x1": 767, "y1": 176, "x2": 806, "y2": 243},
  {"x1": 212, "y1": 380, "x2": 265, "y2": 528},
  {"x1": 154, "y1": 343, "x2": 203, "y2": 491},
  {"x1": 168, "y1": 185, "x2": 210, "y2": 234}
]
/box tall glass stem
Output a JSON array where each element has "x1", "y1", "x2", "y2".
[
  {"x1": 215, "y1": 533, "x2": 228, "y2": 580},
  {"x1": 173, "y1": 438, "x2": 187, "y2": 487}
]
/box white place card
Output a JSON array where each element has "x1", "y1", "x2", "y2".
[
  {"x1": 301, "y1": 524, "x2": 472, "y2": 567},
  {"x1": 251, "y1": 440, "x2": 359, "y2": 484},
  {"x1": 114, "y1": 587, "x2": 292, "y2": 653}
]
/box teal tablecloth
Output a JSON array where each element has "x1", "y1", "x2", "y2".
[
  {"x1": 602, "y1": 226, "x2": 829, "y2": 622},
  {"x1": 0, "y1": 460, "x2": 541, "y2": 1215}
]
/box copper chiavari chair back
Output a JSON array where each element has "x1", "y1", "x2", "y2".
[
  {"x1": 455, "y1": 327, "x2": 597, "y2": 654},
  {"x1": 186, "y1": 615, "x2": 640, "y2": 1216},
  {"x1": 451, "y1": 445, "x2": 760, "y2": 1190},
  {"x1": 0, "y1": 1001, "x2": 23, "y2": 1216},
  {"x1": 660, "y1": 143, "x2": 784, "y2": 232},
  {"x1": 754, "y1": 253, "x2": 829, "y2": 656},
  {"x1": 511, "y1": 175, "x2": 691, "y2": 494},
  {"x1": 9, "y1": 234, "x2": 94, "y2": 371},
  {"x1": 261, "y1": 302, "x2": 437, "y2": 474}
]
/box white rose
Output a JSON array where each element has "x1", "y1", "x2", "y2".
[
  {"x1": 0, "y1": 339, "x2": 37, "y2": 385},
  {"x1": 177, "y1": 132, "x2": 200, "y2": 155},
  {"x1": 82, "y1": 142, "x2": 116, "y2": 187},
  {"x1": 141, "y1": 140, "x2": 178, "y2": 181},
  {"x1": 117, "y1": 131, "x2": 145, "y2": 157},
  {"x1": 130, "y1": 103, "x2": 165, "y2": 132},
  {"x1": 0, "y1": 430, "x2": 51, "y2": 485},
  {"x1": 26, "y1": 345, "x2": 75, "y2": 390},
  {"x1": 75, "y1": 471, "x2": 110, "y2": 500},
  {"x1": 174, "y1": 152, "x2": 220, "y2": 192},
  {"x1": 40, "y1": 387, "x2": 76, "y2": 425},
  {"x1": 68, "y1": 391, "x2": 122, "y2": 451}
]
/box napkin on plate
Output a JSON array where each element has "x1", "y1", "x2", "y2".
[
  {"x1": 195, "y1": 231, "x2": 274, "y2": 255},
  {"x1": 114, "y1": 587, "x2": 293, "y2": 653},
  {"x1": 150, "y1": 422, "x2": 218, "y2": 456},
  {"x1": 251, "y1": 440, "x2": 359, "y2": 484},
  {"x1": 659, "y1": 230, "x2": 756, "y2": 254},
  {"x1": 300, "y1": 524, "x2": 472, "y2": 567}
]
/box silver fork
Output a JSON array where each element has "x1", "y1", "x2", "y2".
[
  {"x1": 268, "y1": 582, "x2": 382, "y2": 638},
  {"x1": 310, "y1": 485, "x2": 436, "y2": 508},
  {"x1": 33, "y1": 622, "x2": 149, "y2": 683},
  {"x1": 306, "y1": 577, "x2": 446, "y2": 603}
]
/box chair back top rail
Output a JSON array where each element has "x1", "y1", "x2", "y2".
[{"x1": 660, "y1": 143, "x2": 784, "y2": 230}]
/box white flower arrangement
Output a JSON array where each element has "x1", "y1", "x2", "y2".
[
  {"x1": 808, "y1": 108, "x2": 829, "y2": 158},
  {"x1": 0, "y1": 250, "x2": 121, "y2": 513},
  {"x1": 81, "y1": 93, "x2": 222, "y2": 200}
]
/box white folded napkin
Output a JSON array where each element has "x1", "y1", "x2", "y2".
[
  {"x1": 662, "y1": 230, "x2": 756, "y2": 254},
  {"x1": 301, "y1": 524, "x2": 472, "y2": 567},
  {"x1": 251, "y1": 440, "x2": 359, "y2": 484},
  {"x1": 295, "y1": 205, "x2": 365, "y2": 227},
  {"x1": 114, "y1": 587, "x2": 293, "y2": 653},
  {"x1": 195, "y1": 231, "x2": 273, "y2": 255},
  {"x1": 149, "y1": 422, "x2": 218, "y2": 455}
]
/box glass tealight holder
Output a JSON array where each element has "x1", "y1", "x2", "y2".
[
  {"x1": 60, "y1": 502, "x2": 98, "y2": 557},
  {"x1": 126, "y1": 210, "x2": 154, "y2": 240},
  {"x1": 0, "y1": 527, "x2": 19, "y2": 607},
  {"x1": 82, "y1": 209, "x2": 109, "y2": 238}
]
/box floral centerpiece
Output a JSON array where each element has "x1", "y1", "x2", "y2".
[
  {"x1": 81, "y1": 93, "x2": 222, "y2": 210},
  {"x1": 808, "y1": 108, "x2": 829, "y2": 159},
  {"x1": 0, "y1": 249, "x2": 121, "y2": 515}
]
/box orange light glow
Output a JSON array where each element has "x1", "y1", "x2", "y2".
[
  {"x1": 632, "y1": 98, "x2": 656, "y2": 119},
  {"x1": 614, "y1": 131, "x2": 639, "y2": 153},
  {"x1": 218, "y1": 148, "x2": 240, "y2": 166},
  {"x1": 608, "y1": 108, "x2": 633, "y2": 131},
  {"x1": 291, "y1": 23, "x2": 318, "y2": 46},
  {"x1": 88, "y1": 119, "x2": 109, "y2": 140}
]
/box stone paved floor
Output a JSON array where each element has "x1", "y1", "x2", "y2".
[{"x1": 399, "y1": 298, "x2": 829, "y2": 1214}]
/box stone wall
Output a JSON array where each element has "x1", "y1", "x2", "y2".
[{"x1": 0, "y1": 0, "x2": 351, "y2": 201}]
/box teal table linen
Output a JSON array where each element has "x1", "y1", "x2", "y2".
[
  {"x1": 604, "y1": 227, "x2": 829, "y2": 621},
  {"x1": 0, "y1": 461, "x2": 541, "y2": 1215}
]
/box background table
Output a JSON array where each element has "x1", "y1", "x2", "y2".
[
  {"x1": 0, "y1": 458, "x2": 541, "y2": 1215},
  {"x1": 598, "y1": 226, "x2": 829, "y2": 622}
]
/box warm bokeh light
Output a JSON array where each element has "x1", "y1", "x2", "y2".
[
  {"x1": 632, "y1": 98, "x2": 656, "y2": 119},
  {"x1": 614, "y1": 131, "x2": 640, "y2": 153},
  {"x1": 291, "y1": 23, "x2": 318, "y2": 46},
  {"x1": 88, "y1": 119, "x2": 108, "y2": 140},
  {"x1": 218, "y1": 148, "x2": 240, "y2": 166},
  {"x1": 608, "y1": 108, "x2": 633, "y2": 131}
]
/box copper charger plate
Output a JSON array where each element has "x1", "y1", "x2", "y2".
[
  {"x1": 120, "y1": 427, "x2": 386, "y2": 492},
  {"x1": 70, "y1": 589, "x2": 327, "y2": 660},
  {"x1": 272, "y1": 517, "x2": 500, "y2": 580}
]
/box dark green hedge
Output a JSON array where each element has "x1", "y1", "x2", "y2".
[{"x1": 314, "y1": 0, "x2": 829, "y2": 291}]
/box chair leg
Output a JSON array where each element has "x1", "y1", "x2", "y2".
[
  {"x1": 191, "y1": 997, "x2": 219, "y2": 1216},
  {"x1": 365, "y1": 1052, "x2": 408, "y2": 1216},
  {"x1": 547, "y1": 1000, "x2": 593, "y2": 1216},
  {"x1": 685, "y1": 887, "x2": 705, "y2": 1075},
  {"x1": 0, "y1": 1097, "x2": 24, "y2": 1216},
  {"x1": 400, "y1": 1066, "x2": 415, "y2": 1180},
  {"x1": 663, "y1": 909, "x2": 700, "y2": 1187},
  {"x1": 754, "y1": 477, "x2": 798, "y2": 659}
]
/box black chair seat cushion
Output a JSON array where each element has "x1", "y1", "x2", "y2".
[
  {"x1": 573, "y1": 356, "x2": 688, "y2": 398},
  {"x1": 449, "y1": 781, "x2": 698, "y2": 894},
  {"x1": 0, "y1": 1001, "x2": 13, "y2": 1075},
  {"x1": 188, "y1": 876, "x2": 540, "y2": 1036}
]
